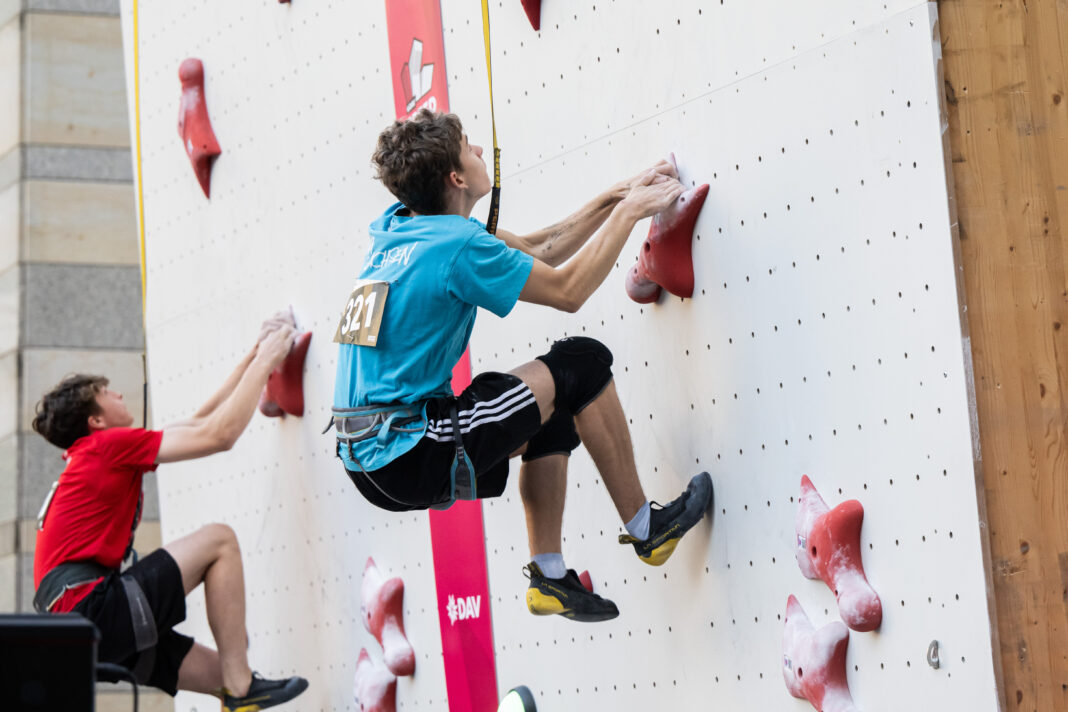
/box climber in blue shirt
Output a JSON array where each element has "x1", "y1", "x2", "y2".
[{"x1": 332, "y1": 109, "x2": 713, "y2": 622}]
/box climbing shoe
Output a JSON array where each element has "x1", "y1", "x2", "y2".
[
  {"x1": 221, "y1": 672, "x2": 309, "y2": 712},
  {"x1": 619, "y1": 471, "x2": 713, "y2": 566},
  {"x1": 523, "y1": 562, "x2": 619, "y2": 622}
]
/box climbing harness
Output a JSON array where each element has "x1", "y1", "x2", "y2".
[
  {"x1": 329, "y1": 401, "x2": 477, "y2": 509},
  {"x1": 34, "y1": 560, "x2": 159, "y2": 682},
  {"x1": 35, "y1": 473, "x2": 156, "y2": 681},
  {"x1": 481, "y1": 0, "x2": 501, "y2": 234},
  {"x1": 329, "y1": 403, "x2": 425, "y2": 448},
  {"x1": 33, "y1": 560, "x2": 111, "y2": 614}
]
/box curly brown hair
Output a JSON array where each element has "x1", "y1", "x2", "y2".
[
  {"x1": 371, "y1": 109, "x2": 464, "y2": 215},
  {"x1": 32, "y1": 374, "x2": 108, "y2": 449}
]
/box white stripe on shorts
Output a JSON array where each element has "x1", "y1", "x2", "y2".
[
  {"x1": 427, "y1": 386, "x2": 532, "y2": 434},
  {"x1": 425, "y1": 386, "x2": 536, "y2": 442}
]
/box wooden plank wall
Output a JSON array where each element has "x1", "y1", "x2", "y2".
[{"x1": 939, "y1": 1, "x2": 1068, "y2": 709}]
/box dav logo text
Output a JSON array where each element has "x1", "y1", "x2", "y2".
[{"x1": 446, "y1": 594, "x2": 481, "y2": 626}]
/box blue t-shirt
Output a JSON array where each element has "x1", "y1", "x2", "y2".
[{"x1": 334, "y1": 202, "x2": 534, "y2": 471}]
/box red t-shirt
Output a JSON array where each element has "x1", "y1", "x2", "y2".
[{"x1": 34, "y1": 427, "x2": 163, "y2": 612}]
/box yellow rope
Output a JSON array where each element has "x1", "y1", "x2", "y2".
[
  {"x1": 131, "y1": 0, "x2": 149, "y2": 425},
  {"x1": 481, "y1": 0, "x2": 501, "y2": 234},
  {"x1": 132, "y1": 0, "x2": 147, "y2": 317}
]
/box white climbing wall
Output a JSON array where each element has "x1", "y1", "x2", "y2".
[{"x1": 120, "y1": 1, "x2": 999, "y2": 711}]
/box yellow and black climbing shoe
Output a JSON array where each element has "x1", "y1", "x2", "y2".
[
  {"x1": 221, "y1": 672, "x2": 309, "y2": 712},
  {"x1": 523, "y1": 562, "x2": 619, "y2": 622},
  {"x1": 620, "y1": 471, "x2": 714, "y2": 566}
]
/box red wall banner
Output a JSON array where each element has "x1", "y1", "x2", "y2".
[
  {"x1": 383, "y1": 3, "x2": 499, "y2": 711},
  {"x1": 385, "y1": 0, "x2": 452, "y2": 119}
]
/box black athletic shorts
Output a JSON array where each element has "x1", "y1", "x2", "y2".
[
  {"x1": 73, "y1": 549, "x2": 194, "y2": 696},
  {"x1": 345, "y1": 371, "x2": 581, "y2": 511}
]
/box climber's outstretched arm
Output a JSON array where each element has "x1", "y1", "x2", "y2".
[
  {"x1": 162, "y1": 310, "x2": 294, "y2": 428},
  {"x1": 156, "y1": 327, "x2": 295, "y2": 463},
  {"x1": 518, "y1": 173, "x2": 684, "y2": 313},
  {"x1": 498, "y1": 159, "x2": 678, "y2": 267}
]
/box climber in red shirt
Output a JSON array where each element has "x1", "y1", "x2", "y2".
[{"x1": 32, "y1": 317, "x2": 307, "y2": 711}]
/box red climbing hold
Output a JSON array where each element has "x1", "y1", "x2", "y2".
[
  {"x1": 795, "y1": 475, "x2": 882, "y2": 632},
  {"x1": 361, "y1": 557, "x2": 416, "y2": 677},
  {"x1": 520, "y1": 0, "x2": 541, "y2": 30},
  {"x1": 782, "y1": 595, "x2": 859, "y2": 712},
  {"x1": 578, "y1": 570, "x2": 593, "y2": 593},
  {"x1": 258, "y1": 331, "x2": 312, "y2": 418},
  {"x1": 625, "y1": 154, "x2": 709, "y2": 304},
  {"x1": 354, "y1": 648, "x2": 397, "y2": 712},
  {"x1": 177, "y1": 58, "x2": 221, "y2": 198}
]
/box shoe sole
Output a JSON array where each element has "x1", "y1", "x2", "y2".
[
  {"x1": 639, "y1": 472, "x2": 714, "y2": 567},
  {"x1": 225, "y1": 678, "x2": 309, "y2": 712},
  {"x1": 526, "y1": 588, "x2": 619, "y2": 622}
]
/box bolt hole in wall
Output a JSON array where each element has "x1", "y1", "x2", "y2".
[{"x1": 124, "y1": 0, "x2": 996, "y2": 710}]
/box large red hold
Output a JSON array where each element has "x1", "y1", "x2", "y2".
[
  {"x1": 361, "y1": 557, "x2": 416, "y2": 677},
  {"x1": 353, "y1": 648, "x2": 397, "y2": 712},
  {"x1": 795, "y1": 475, "x2": 882, "y2": 632},
  {"x1": 782, "y1": 595, "x2": 859, "y2": 712},
  {"x1": 258, "y1": 331, "x2": 312, "y2": 418},
  {"x1": 625, "y1": 153, "x2": 709, "y2": 304},
  {"x1": 177, "y1": 58, "x2": 221, "y2": 198},
  {"x1": 520, "y1": 0, "x2": 541, "y2": 30}
]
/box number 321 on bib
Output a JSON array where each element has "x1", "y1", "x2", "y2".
[{"x1": 333, "y1": 280, "x2": 388, "y2": 347}]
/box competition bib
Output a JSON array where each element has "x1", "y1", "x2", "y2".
[{"x1": 333, "y1": 279, "x2": 389, "y2": 346}]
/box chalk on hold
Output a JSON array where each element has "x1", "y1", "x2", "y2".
[
  {"x1": 782, "y1": 595, "x2": 859, "y2": 712},
  {"x1": 354, "y1": 648, "x2": 397, "y2": 712},
  {"x1": 258, "y1": 331, "x2": 312, "y2": 418},
  {"x1": 177, "y1": 58, "x2": 221, "y2": 198},
  {"x1": 520, "y1": 0, "x2": 541, "y2": 30},
  {"x1": 625, "y1": 153, "x2": 709, "y2": 304},
  {"x1": 361, "y1": 557, "x2": 416, "y2": 677},
  {"x1": 795, "y1": 475, "x2": 883, "y2": 632}
]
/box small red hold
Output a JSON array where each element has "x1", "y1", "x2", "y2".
[
  {"x1": 361, "y1": 557, "x2": 416, "y2": 677},
  {"x1": 578, "y1": 570, "x2": 593, "y2": 593},
  {"x1": 795, "y1": 475, "x2": 883, "y2": 632},
  {"x1": 177, "y1": 58, "x2": 221, "y2": 198},
  {"x1": 782, "y1": 595, "x2": 859, "y2": 712},
  {"x1": 258, "y1": 331, "x2": 312, "y2": 418},
  {"x1": 353, "y1": 648, "x2": 397, "y2": 712},
  {"x1": 520, "y1": 0, "x2": 541, "y2": 30},
  {"x1": 625, "y1": 153, "x2": 709, "y2": 304}
]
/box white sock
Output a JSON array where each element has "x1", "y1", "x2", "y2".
[
  {"x1": 532, "y1": 553, "x2": 567, "y2": 579},
  {"x1": 625, "y1": 501, "x2": 651, "y2": 541}
]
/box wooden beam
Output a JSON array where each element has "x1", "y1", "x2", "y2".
[{"x1": 940, "y1": 0, "x2": 1068, "y2": 708}]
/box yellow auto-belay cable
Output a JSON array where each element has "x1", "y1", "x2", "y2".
[
  {"x1": 132, "y1": 0, "x2": 149, "y2": 428},
  {"x1": 481, "y1": 0, "x2": 502, "y2": 235}
]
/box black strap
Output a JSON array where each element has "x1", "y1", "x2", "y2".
[
  {"x1": 123, "y1": 491, "x2": 143, "y2": 564},
  {"x1": 486, "y1": 180, "x2": 501, "y2": 235},
  {"x1": 121, "y1": 576, "x2": 158, "y2": 683},
  {"x1": 448, "y1": 404, "x2": 475, "y2": 501}
]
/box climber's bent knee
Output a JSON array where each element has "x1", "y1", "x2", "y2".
[
  {"x1": 522, "y1": 408, "x2": 581, "y2": 461},
  {"x1": 535, "y1": 337, "x2": 613, "y2": 415}
]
